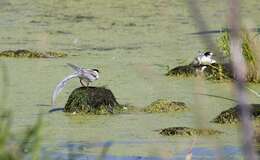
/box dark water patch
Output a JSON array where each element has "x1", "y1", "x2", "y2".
[
  {"x1": 125, "y1": 22, "x2": 137, "y2": 27},
  {"x1": 194, "y1": 93, "x2": 237, "y2": 102},
  {"x1": 48, "y1": 30, "x2": 72, "y2": 35},
  {"x1": 71, "y1": 45, "x2": 142, "y2": 52},
  {"x1": 181, "y1": 21, "x2": 189, "y2": 25},
  {"x1": 131, "y1": 15, "x2": 152, "y2": 19},
  {"x1": 61, "y1": 14, "x2": 96, "y2": 23},
  {"x1": 90, "y1": 46, "x2": 141, "y2": 51},
  {"x1": 62, "y1": 48, "x2": 87, "y2": 52},
  {"x1": 49, "y1": 108, "x2": 64, "y2": 113},
  {"x1": 30, "y1": 20, "x2": 44, "y2": 24},
  {"x1": 22, "y1": 39, "x2": 40, "y2": 43},
  {"x1": 90, "y1": 47, "x2": 117, "y2": 51},
  {"x1": 30, "y1": 20, "x2": 49, "y2": 26},
  {"x1": 36, "y1": 104, "x2": 52, "y2": 107},
  {"x1": 35, "y1": 13, "x2": 56, "y2": 18},
  {"x1": 189, "y1": 28, "x2": 260, "y2": 35},
  {"x1": 123, "y1": 22, "x2": 155, "y2": 28},
  {"x1": 119, "y1": 46, "x2": 141, "y2": 50}
]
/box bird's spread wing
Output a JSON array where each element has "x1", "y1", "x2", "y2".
[
  {"x1": 52, "y1": 73, "x2": 79, "y2": 107},
  {"x1": 67, "y1": 63, "x2": 82, "y2": 72}
]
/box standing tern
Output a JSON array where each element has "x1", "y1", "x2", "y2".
[
  {"x1": 51, "y1": 63, "x2": 99, "y2": 107},
  {"x1": 192, "y1": 51, "x2": 216, "y2": 66}
]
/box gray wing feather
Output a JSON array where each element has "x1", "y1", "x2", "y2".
[
  {"x1": 52, "y1": 73, "x2": 79, "y2": 107},
  {"x1": 67, "y1": 63, "x2": 82, "y2": 72}
]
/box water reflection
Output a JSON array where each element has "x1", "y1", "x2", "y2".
[{"x1": 43, "y1": 141, "x2": 243, "y2": 160}]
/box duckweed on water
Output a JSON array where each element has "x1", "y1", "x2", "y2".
[
  {"x1": 64, "y1": 87, "x2": 136, "y2": 114},
  {"x1": 0, "y1": 49, "x2": 67, "y2": 58},
  {"x1": 160, "y1": 127, "x2": 222, "y2": 136},
  {"x1": 144, "y1": 99, "x2": 188, "y2": 113},
  {"x1": 212, "y1": 104, "x2": 260, "y2": 124}
]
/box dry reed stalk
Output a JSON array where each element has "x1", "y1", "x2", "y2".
[{"x1": 228, "y1": 0, "x2": 257, "y2": 159}]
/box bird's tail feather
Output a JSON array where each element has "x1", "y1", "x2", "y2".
[
  {"x1": 51, "y1": 73, "x2": 79, "y2": 107},
  {"x1": 67, "y1": 63, "x2": 81, "y2": 72}
]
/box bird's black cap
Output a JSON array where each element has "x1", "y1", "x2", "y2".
[
  {"x1": 92, "y1": 69, "x2": 100, "y2": 73},
  {"x1": 203, "y1": 51, "x2": 211, "y2": 56}
]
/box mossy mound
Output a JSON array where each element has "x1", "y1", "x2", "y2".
[
  {"x1": 166, "y1": 63, "x2": 233, "y2": 80},
  {"x1": 160, "y1": 127, "x2": 222, "y2": 136},
  {"x1": 0, "y1": 49, "x2": 67, "y2": 58},
  {"x1": 203, "y1": 63, "x2": 233, "y2": 80},
  {"x1": 212, "y1": 104, "x2": 260, "y2": 124},
  {"x1": 64, "y1": 87, "x2": 132, "y2": 114},
  {"x1": 166, "y1": 64, "x2": 196, "y2": 77},
  {"x1": 144, "y1": 99, "x2": 188, "y2": 113}
]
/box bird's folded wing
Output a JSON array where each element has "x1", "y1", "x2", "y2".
[
  {"x1": 67, "y1": 63, "x2": 81, "y2": 72},
  {"x1": 51, "y1": 73, "x2": 79, "y2": 107}
]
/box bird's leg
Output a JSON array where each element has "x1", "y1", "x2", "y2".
[
  {"x1": 80, "y1": 79, "x2": 85, "y2": 86},
  {"x1": 80, "y1": 79, "x2": 89, "y2": 87}
]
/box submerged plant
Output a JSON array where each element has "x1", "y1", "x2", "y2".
[
  {"x1": 159, "y1": 127, "x2": 222, "y2": 136},
  {"x1": 218, "y1": 29, "x2": 259, "y2": 82},
  {"x1": 0, "y1": 49, "x2": 67, "y2": 58},
  {"x1": 212, "y1": 104, "x2": 260, "y2": 124},
  {"x1": 144, "y1": 99, "x2": 188, "y2": 113}
]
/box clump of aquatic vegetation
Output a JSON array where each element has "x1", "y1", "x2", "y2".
[
  {"x1": 166, "y1": 63, "x2": 232, "y2": 81},
  {"x1": 218, "y1": 29, "x2": 260, "y2": 82},
  {"x1": 0, "y1": 49, "x2": 67, "y2": 58},
  {"x1": 144, "y1": 99, "x2": 188, "y2": 113},
  {"x1": 166, "y1": 64, "x2": 197, "y2": 77},
  {"x1": 212, "y1": 104, "x2": 260, "y2": 124},
  {"x1": 167, "y1": 29, "x2": 260, "y2": 82},
  {"x1": 203, "y1": 63, "x2": 233, "y2": 81},
  {"x1": 0, "y1": 111, "x2": 41, "y2": 160},
  {"x1": 64, "y1": 87, "x2": 137, "y2": 114},
  {"x1": 159, "y1": 127, "x2": 222, "y2": 136}
]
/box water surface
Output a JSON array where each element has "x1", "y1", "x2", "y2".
[{"x1": 1, "y1": 0, "x2": 260, "y2": 159}]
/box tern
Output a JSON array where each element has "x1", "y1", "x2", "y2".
[
  {"x1": 51, "y1": 63, "x2": 99, "y2": 107},
  {"x1": 192, "y1": 51, "x2": 216, "y2": 66}
]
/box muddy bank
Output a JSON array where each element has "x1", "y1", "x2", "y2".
[
  {"x1": 144, "y1": 99, "x2": 188, "y2": 113},
  {"x1": 0, "y1": 49, "x2": 67, "y2": 58},
  {"x1": 212, "y1": 104, "x2": 260, "y2": 124},
  {"x1": 160, "y1": 127, "x2": 222, "y2": 136}
]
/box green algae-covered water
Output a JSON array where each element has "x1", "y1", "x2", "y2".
[{"x1": 1, "y1": 0, "x2": 260, "y2": 159}]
